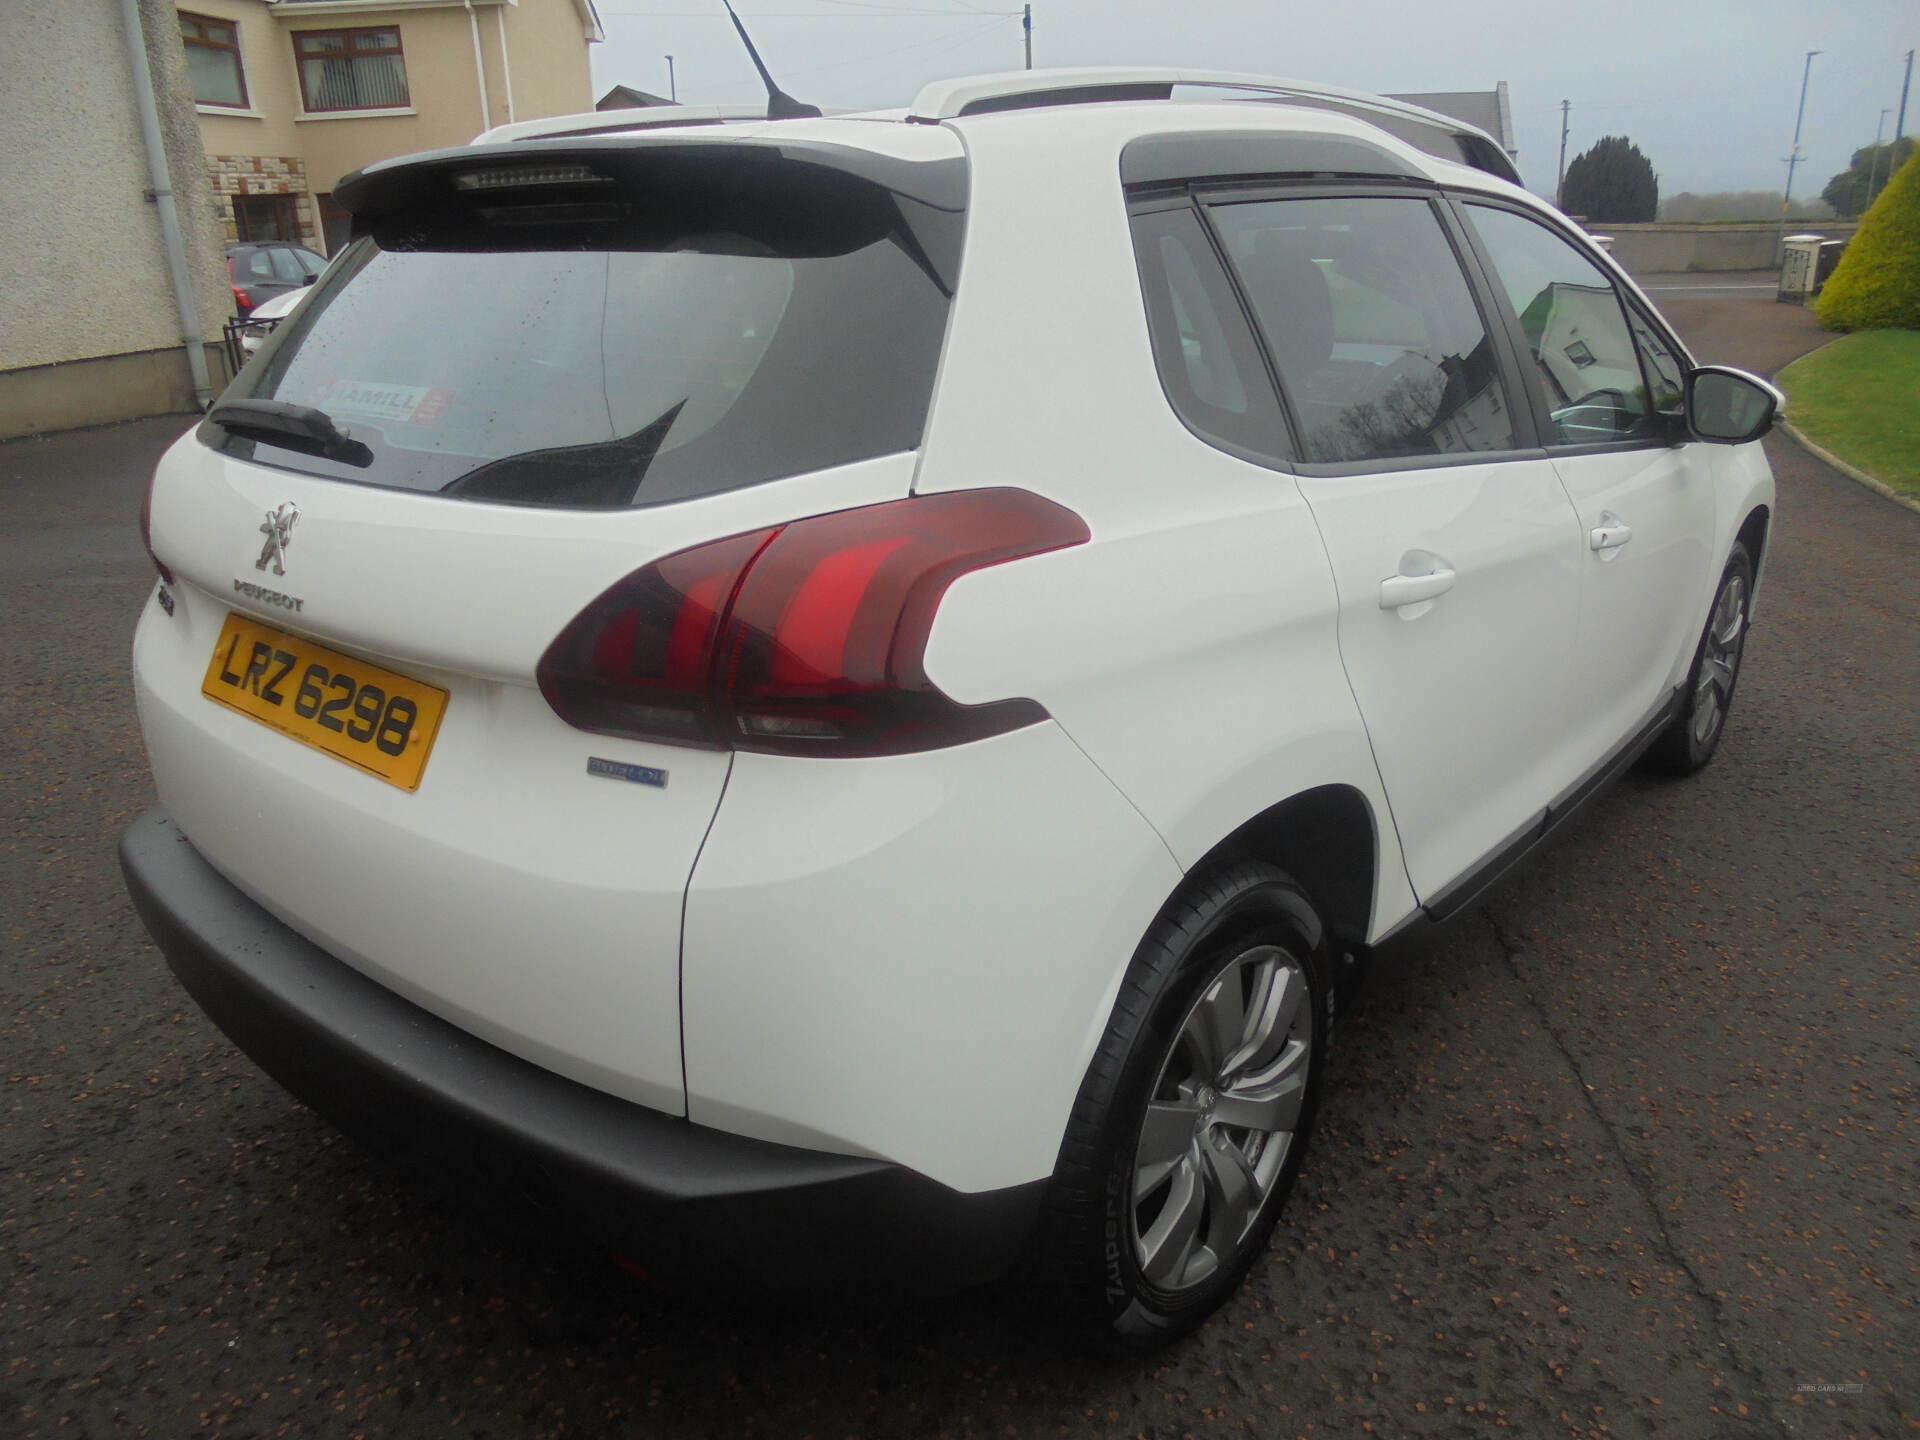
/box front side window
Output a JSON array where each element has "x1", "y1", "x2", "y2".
[
  {"x1": 1208, "y1": 195, "x2": 1516, "y2": 464},
  {"x1": 294, "y1": 27, "x2": 409, "y2": 112},
  {"x1": 180, "y1": 11, "x2": 247, "y2": 108},
  {"x1": 1464, "y1": 204, "x2": 1662, "y2": 446}
]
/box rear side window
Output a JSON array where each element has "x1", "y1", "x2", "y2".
[
  {"x1": 1129, "y1": 203, "x2": 1290, "y2": 461},
  {"x1": 1208, "y1": 195, "x2": 1517, "y2": 464},
  {"x1": 211, "y1": 162, "x2": 958, "y2": 509},
  {"x1": 267, "y1": 248, "x2": 318, "y2": 283}
]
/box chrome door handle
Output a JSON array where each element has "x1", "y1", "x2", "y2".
[
  {"x1": 1590, "y1": 516, "x2": 1634, "y2": 551},
  {"x1": 1378, "y1": 567, "x2": 1457, "y2": 611}
]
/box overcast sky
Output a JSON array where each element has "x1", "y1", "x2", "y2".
[{"x1": 588, "y1": 0, "x2": 1916, "y2": 200}]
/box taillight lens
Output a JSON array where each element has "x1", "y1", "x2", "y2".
[
  {"x1": 232, "y1": 284, "x2": 252, "y2": 314},
  {"x1": 138, "y1": 470, "x2": 174, "y2": 586},
  {"x1": 537, "y1": 489, "x2": 1090, "y2": 758}
]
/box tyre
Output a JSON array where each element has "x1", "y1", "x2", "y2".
[
  {"x1": 1042, "y1": 862, "x2": 1331, "y2": 1344},
  {"x1": 1646, "y1": 541, "x2": 1754, "y2": 776}
]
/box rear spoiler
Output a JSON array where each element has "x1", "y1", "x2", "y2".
[{"x1": 335, "y1": 134, "x2": 968, "y2": 221}]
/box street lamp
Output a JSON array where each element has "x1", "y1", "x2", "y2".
[
  {"x1": 1782, "y1": 49, "x2": 1822, "y2": 213},
  {"x1": 1864, "y1": 107, "x2": 1892, "y2": 209}
]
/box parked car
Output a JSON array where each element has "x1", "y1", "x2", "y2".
[
  {"x1": 234, "y1": 285, "x2": 309, "y2": 360},
  {"x1": 225, "y1": 240, "x2": 327, "y2": 315},
  {"x1": 124, "y1": 69, "x2": 1780, "y2": 1343}
]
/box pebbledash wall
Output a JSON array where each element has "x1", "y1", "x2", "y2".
[{"x1": 0, "y1": 0, "x2": 232, "y2": 439}]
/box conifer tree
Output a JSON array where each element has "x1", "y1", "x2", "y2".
[{"x1": 1561, "y1": 136, "x2": 1658, "y2": 223}]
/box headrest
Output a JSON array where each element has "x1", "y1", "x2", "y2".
[{"x1": 1238, "y1": 235, "x2": 1334, "y2": 379}]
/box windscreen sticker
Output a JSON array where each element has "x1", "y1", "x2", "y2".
[{"x1": 318, "y1": 380, "x2": 456, "y2": 426}]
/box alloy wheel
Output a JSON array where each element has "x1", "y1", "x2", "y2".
[
  {"x1": 1692, "y1": 572, "x2": 1748, "y2": 748},
  {"x1": 1129, "y1": 943, "x2": 1313, "y2": 1293}
]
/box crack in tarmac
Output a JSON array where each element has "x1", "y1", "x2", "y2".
[{"x1": 1475, "y1": 901, "x2": 1787, "y2": 1432}]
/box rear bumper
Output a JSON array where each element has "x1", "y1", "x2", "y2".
[{"x1": 118, "y1": 808, "x2": 1045, "y2": 1294}]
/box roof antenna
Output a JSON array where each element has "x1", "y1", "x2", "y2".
[{"x1": 719, "y1": 0, "x2": 821, "y2": 120}]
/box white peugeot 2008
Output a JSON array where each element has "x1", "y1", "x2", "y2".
[{"x1": 123, "y1": 69, "x2": 1780, "y2": 1343}]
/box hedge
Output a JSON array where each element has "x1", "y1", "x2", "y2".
[{"x1": 1816, "y1": 148, "x2": 1920, "y2": 331}]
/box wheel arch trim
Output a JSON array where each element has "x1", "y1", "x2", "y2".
[{"x1": 1735, "y1": 503, "x2": 1771, "y2": 619}]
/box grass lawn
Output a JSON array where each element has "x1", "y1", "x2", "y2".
[{"x1": 1775, "y1": 330, "x2": 1920, "y2": 497}]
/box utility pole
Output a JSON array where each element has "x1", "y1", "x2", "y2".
[
  {"x1": 1899, "y1": 49, "x2": 1913, "y2": 138},
  {"x1": 1782, "y1": 49, "x2": 1821, "y2": 212},
  {"x1": 665, "y1": 54, "x2": 676, "y2": 102},
  {"x1": 1554, "y1": 100, "x2": 1570, "y2": 207},
  {"x1": 1023, "y1": 5, "x2": 1032, "y2": 70}
]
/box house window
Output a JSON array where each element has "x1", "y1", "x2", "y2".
[
  {"x1": 180, "y1": 11, "x2": 248, "y2": 109},
  {"x1": 233, "y1": 194, "x2": 301, "y2": 243},
  {"x1": 294, "y1": 27, "x2": 409, "y2": 113}
]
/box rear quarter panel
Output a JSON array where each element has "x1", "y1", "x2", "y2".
[{"x1": 912, "y1": 107, "x2": 1418, "y2": 939}]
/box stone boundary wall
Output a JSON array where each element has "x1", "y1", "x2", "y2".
[{"x1": 1596, "y1": 222, "x2": 1860, "y2": 274}]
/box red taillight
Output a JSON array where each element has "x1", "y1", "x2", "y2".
[
  {"x1": 232, "y1": 284, "x2": 252, "y2": 314},
  {"x1": 138, "y1": 470, "x2": 174, "y2": 586},
  {"x1": 537, "y1": 489, "x2": 1090, "y2": 757}
]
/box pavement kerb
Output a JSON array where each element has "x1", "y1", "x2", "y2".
[{"x1": 1779, "y1": 418, "x2": 1920, "y2": 517}]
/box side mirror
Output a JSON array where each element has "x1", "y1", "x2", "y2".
[
  {"x1": 301, "y1": 273, "x2": 318, "y2": 287},
  {"x1": 1685, "y1": 366, "x2": 1783, "y2": 445}
]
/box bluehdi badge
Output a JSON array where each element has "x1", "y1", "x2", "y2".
[{"x1": 586, "y1": 757, "x2": 668, "y2": 789}]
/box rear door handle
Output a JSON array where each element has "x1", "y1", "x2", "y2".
[
  {"x1": 1590, "y1": 514, "x2": 1633, "y2": 552},
  {"x1": 1378, "y1": 567, "x2": 1457, "y2": 611}
]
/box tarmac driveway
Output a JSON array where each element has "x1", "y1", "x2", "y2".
[{"x1": 1, "y1": 294, "x2": 1913, "y2": 1439}]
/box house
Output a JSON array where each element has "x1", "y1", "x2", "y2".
[
  {"x1": 1387, "y1": 84, "x2": 1518, "y2": 166},
  {"x1": 0, "y1": 0, "x2": 230, "y2": 438},
  {"x1": 178, "y1": 0, "x2": 603, "y2": 253},
  {"x1": 597, "y1": 84, "x2": 673, "y2": 110}
]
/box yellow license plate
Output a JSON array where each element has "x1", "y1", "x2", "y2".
[{"x1": 202, "y1": 614, "x2": 449, "y2": 791}]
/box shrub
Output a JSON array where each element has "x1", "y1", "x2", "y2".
[{"x1": 1817, "y1": 148, "x2": 1920, "y2": 331}]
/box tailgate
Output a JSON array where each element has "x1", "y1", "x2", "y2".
[{"x1": 135, "y1": 439, "x2": 913, "y2": 1111}]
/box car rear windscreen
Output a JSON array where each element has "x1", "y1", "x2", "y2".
[{"x1": 206, "y1": 156, "x2": 961, "y2": 509}]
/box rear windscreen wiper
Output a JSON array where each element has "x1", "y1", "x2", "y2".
[
  {"x1": 440, "y1": 400, "x2": 685, "y2": 507},
  {"x1": 207, "y1": 398, "x2": 374, "y2": 468}
]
